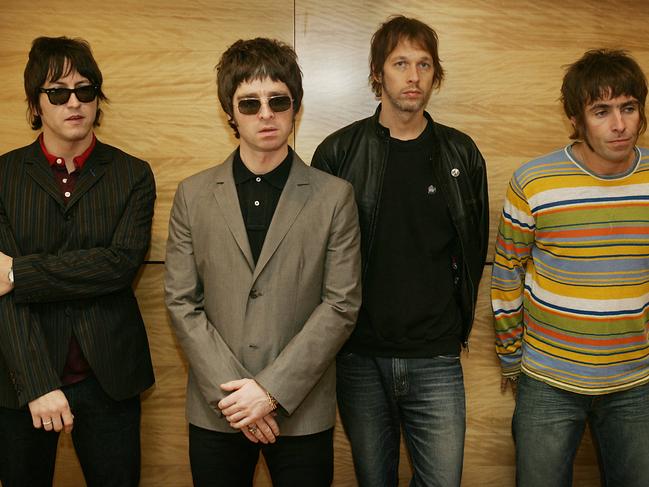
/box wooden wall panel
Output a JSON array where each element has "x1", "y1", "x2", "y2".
[{"x1": 1, "y1": 0, "x2": 648, "y2": 486}]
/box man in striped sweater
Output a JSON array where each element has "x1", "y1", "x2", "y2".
[{"x1": 492, "y1": 49, "x2": 649, "y2": 486}]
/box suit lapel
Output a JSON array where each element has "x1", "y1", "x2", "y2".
[
  {"x1": 65, "y1": 141, "x2": 110, "y2": 211},
  {"x1": 23, "y1": 140, "x2": 65, "y2": 209},
  {"x1": 212, "y1": 154, "x2": 255, "y2": 271},
  {"x1": 252, "y1": 155, "x2": 310, "y2": 282},
  {"x1": 23, "y1": 138, "x2": 110, "y2": 212}
]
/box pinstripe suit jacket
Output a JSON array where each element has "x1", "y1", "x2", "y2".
[{"x1": 0, "y1": 138, "x2": 156, "y2": 408}]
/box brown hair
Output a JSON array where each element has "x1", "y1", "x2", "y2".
[
  {"x1": 24, "y1": 36, "x2": 107, "y2": 130},
  {"x1": 369, "y1": 15, "x2": 444, "y2": 98},
  {"x1": 561, "y1": 49, "x2": 647, "y2": 140},
  {"x1": 216, "y1": 38, "x2": 303, "y2": 138}
]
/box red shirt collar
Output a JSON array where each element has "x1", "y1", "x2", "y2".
[{"x1": 39, "y1": 133, "x2": 97, "y2": 170}]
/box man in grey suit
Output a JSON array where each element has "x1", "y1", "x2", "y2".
[{"x1": 164, "y1": 38, "x2": 362, "y2": 487}]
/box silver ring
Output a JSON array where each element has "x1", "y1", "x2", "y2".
[
  {"x1": 247, "y1": 425, "x2": 258, "y2": 434},
  {"x1": 42, "y1": 419, "x2": 53, "y2": 426}
]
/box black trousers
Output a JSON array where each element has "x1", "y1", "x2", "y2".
[
  {"x1": 188, "y1": 423, "x2": 334, "y2": 487},
  {"x1": 0, "y1": 375, "x2": 141, "y2": 487}
]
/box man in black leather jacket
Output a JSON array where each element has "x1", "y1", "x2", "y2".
[{"x1": 312, "y1": 15, "x2": 488, "y2": 487}]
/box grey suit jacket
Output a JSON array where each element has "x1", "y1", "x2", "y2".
[{"x1": 164, "y1": 151, "x2": 361, "y2": 435}]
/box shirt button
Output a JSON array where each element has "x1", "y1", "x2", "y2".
[
  {"x1": 64, "y1": 191, "x2": 71, "y2": 198},
  {"x1": 254, "y1": 200, "x2": 260, "y2": 206},
  {"x1": 255, "y1": 177, "x2": 261, "y2": 182},
  {"x1": 62, "y1": 178, "x2": 68, "y2": 183},
  {"x1": 56, "y1": 158, "x2": 63, "y2": 165}
]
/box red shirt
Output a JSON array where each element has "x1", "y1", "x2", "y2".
[{"x1": 39, "y1": 134, "x2": 97, "y2": 385}]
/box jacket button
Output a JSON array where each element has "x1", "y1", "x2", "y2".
[{"x1": 249, "y1": 289, "x2": 262, "y2": 299}]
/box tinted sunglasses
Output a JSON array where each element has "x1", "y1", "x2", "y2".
[
  {"x1": 237, "y1": 95, "x2": 293, "y2": 115},
  {"x1": 39, "y1": 85, "x2": 99, "y2": 105}
]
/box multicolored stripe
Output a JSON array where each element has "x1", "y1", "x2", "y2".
[{"x1": 491, "y1": 145, "x2": 649, "y2": 394}]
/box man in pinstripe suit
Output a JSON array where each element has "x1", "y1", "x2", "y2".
[{"x1": 0, "y1": 37, "x2": 155, "y2": 487}]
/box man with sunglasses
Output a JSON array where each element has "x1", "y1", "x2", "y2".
[
  {"x1": 165, "y1": 37, "x2": 361, "y2": 486},
  {"x1": 312, "y1": 16, "x2": 488, "y2": 486},
  {"x1": 0, "y1": 36, "x2": 155, "y2": 487}
]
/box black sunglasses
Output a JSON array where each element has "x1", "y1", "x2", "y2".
[
  {"x1": 237, "y1": 95, "x2": 293, "y2": 115},
  {"x1": 39, "y1": 85, "x2": 99, "y2": 105}
]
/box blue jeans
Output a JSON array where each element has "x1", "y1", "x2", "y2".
[
  {"x1": 336, "y1": 352, "x2": 465, "y2": 487},
  {"x1": 0, "y1": 375, "x2": 141, "y2": 487},
  {"x1": 513, "y1": 374, "x2": 649, "y2": 487}
]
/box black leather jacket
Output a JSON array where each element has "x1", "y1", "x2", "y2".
[{"x1": 312, "y1": 106, "x2": 489, "y2": 346}]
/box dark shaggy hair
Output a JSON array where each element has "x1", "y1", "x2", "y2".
[
  {"x1": 216, "y1": 38, "x2": 303, "y2": 138},
  {"x1": 24, "y1": 36, "x2": 107, "y2": 130},
  {"x1": 561, "y1": 49, "x2": 647, "y2": 140}
]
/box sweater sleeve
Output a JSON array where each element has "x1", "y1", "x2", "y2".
[{"x1": 491, "y1": 173, "x2": 535, "y2": 377}]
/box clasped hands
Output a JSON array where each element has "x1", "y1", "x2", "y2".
[{"x1": 218, "y1": 378, "x2": 280, "y2": 444}]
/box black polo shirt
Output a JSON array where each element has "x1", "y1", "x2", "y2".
[{"x1": 233, "y1": 148, "x2": 292, "y2": 264}]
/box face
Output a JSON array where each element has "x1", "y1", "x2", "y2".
[
  {"x1": 232, "y1": 77, "x2": 294, "y2": 159},
  {"x1": 573, "y1": 93, "x2": 641, "y2": 171},
  {"x1": 38, "y1": 66, "x2": 97, "y2": 148},
  {"x1": 378, "y1": 38, "x2": 435, "y2": 114}
]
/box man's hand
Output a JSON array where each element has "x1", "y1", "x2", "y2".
[
  {"x1": 501, "y1": 376, "x2": 518, "y2": 396},
  {"x1": 218, "y1": 378, "x2": 279, "y2": 441},
  {"x1": 241, "y1": 414, "x2": 280, "y2": 444},
  {"x1": 0, "y1": 252, "x2": 13, "y2": 296},
  {"x1": 28, "y1": 389, "x2": 74, "y2": 433}
]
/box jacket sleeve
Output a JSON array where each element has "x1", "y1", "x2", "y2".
[
  {"x1": 0, "y1": 198, "x2": 61, "y2": 406},
  {"x1": 255, "y1": 182, "x2": 361, "y2": 414},
  {"x1": 470, "y1": 145, "x2": 490, "y2": 273},
  {"x1": 491, "y1": 173, "x2": 535, "y2": 377},
  {"x1": 11, "y1": 164, "x2": 155, "y2": 303},
  {"x1": 164, "y1": 182, "x2": 253, "y2": 412},
  {"x1": 311, "y1": 139, "x2": 337, "y2": 175}
]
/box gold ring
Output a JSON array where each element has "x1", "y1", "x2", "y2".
[
  {"x1": 43, "y1": 419, "x2": 53, "y2": 426},
  {"x1": 247, "y1": 425, "x2": 258, "y2": 434}
]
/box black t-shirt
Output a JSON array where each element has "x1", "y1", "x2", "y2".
[{"x1": 349, "y1": 122, "x2": 462, "y2": 357}]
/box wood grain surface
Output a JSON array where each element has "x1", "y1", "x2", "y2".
[{"x1": 1, "y1": 0, "x2": 648, "y2": 485}]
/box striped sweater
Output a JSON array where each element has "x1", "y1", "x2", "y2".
[{"x1": 491, "y1": 145, "x2": 649, "y2": 394}]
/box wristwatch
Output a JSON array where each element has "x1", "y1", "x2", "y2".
[{"x1": 7, "y1": 268, "x2": 14, "y2": 285}]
